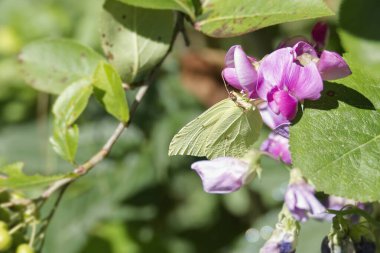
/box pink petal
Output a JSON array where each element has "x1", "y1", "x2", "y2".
[
  {"x1": 311, "y1": 22, "x2": 329, "y2": 51},
  {"x1": 260, "y1": 132, "x2": 292, "y2": 164},
  {"x1": 225, "y1": 45, "x2": 239, "y2": 68},
  {"x1": 270, "y1": 90, "x2": 298, "y2": 120},
  {"x1": 317, "y1": 50, "x2": 352, "y2": 80},
  {"x1": 259, "y1": 103, "x2": 289, "y2": 130},
  {"x1": 257, "y1": 48, "x2": 295, "y2": 99},
  {"x1": 234, "y1": 46, "x2": 258, "y2": 93},
  {"x1": 286, "y1": 61, "x2": 323, "y2": 100},
  {"x1": 222, "y1": 68, "x2": 243, "y2": 90},
  {"x1": 191, "y1": 157, "x2": 249, "y2": 194},
  {"x1": 293, "y1": 41, "x2": 318, "y2": 58}
]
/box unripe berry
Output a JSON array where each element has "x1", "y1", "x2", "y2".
[
  {"x1": 0, "y1": 227, "x2": 12, "y2": 251},
  {"x1": 0, "y1": 222, "x2": 7, "y2": 230},
  {"x1": 16, "y1": 244, "x2": 35, "y2": 253}
]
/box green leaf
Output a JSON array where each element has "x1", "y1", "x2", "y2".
[
  {"x1": 0, "y1": 163, "x2": 65, "y2": 197},
  {"x1": 338, "y1": 31, "x2": 380, "y2": 80},
  {"x1": 195, "y1": 0, "x2": 333, "y2": 37},
  {"x1": 116, "y1": 0, "x2": 195, "y2": 20},
  {"x1": 51, "y1": 78, "x2": 93, "y2": 163},
  {"x1": 93, "y1": 62, "x2": 130, "y2": 123},
  {"x1": 100, "y1": 0, "x2": 174, "y2": 83},
  {"x1": 339, "y1": 0, "x2": 380, "y2": 41},
  {"x1": 338, "y1": 0, "x2": 380, "y2": 78},
  {"x1": 333, "y1": 54, "x2": 380, "y2": 110},
  {"x1": 19, "y1": 39, "x2": 104, "y2": 94},
  {"x1": 290, "y1": 83, "x2": 380, "y2": 201},
  {"x1": 53, "y1": 78, "x2": 93, "y2": 126},
  {"x1": 50, "y1": 124, "x2": 79, "y2": 164},
  {"x1": 169, "y1": 97, "x2": 263, "y2": 159}
]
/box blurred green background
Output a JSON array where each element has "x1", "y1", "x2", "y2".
[{"x1": 0, "y1": 0, "x2": 354, "y2": 252}]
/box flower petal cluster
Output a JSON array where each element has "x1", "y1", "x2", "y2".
[
  {"x1": 285, "y1": 169, "x2": 326, "y2": 222},
  {"x1": 257, "y1": 47, "x2": 323, "y2": 120},
  {"x1": 222, "y1": 22, "x2": 351, "y2": 122},
  {"x1": 191, "y1": 157, "x2": 253, "y2": 194}
]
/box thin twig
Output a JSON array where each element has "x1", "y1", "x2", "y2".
[{"x1": 37, "y1": 185, "x2": 68, "y2": 251}]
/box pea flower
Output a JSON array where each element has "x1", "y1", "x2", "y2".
[
  {"x1": 285, "y1": 169, "x2": 326, "y2": 222},
  {"x1": 191, "y1": 156, "x2": 259, "y2": 194},
  {"x1": 257, "y1": 47, "x2": 323, "y2": 120},
  {"x1": 222, "y1": 45, "x2": 258, "y2": 98},
  {"x1": 261, "y1": 131, "x2": 291, "y2": 165},
  {"x1": 291, "y1": 22, "x2": 351, "y2": 81},
  {"x1": 260, "y1": 207, "x2": 300, "y2": 253}
]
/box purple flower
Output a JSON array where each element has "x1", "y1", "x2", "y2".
[
  {"x1": 261, "y1": 132, "x2": 291, "y2": 165},
  {"x1": 191, "y1": 157, "x2": 254, "y2": 194},
  {"x1": 278, "y1": 22, "x2": 351, "y2": 82},
  {"x1": 257, "y1": 47, "x2": 323, "y2": 120},
  {"x1": 222, "y1": 45, "x2": 258, "y2": 98},
  {"x1": 285, "y1": 173, "x2": 326, "y2": 222}
]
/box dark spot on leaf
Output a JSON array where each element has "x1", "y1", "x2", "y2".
[
  {"x1": 157, "y1": 36, "x2": 162, "y2": 41},
  {"x1": 327, "y1": 90, "x2": 335, "y2": 97},
  {"x1": 107, "y1": 51, "x2": 114, "y2": 61},
  {"x1": 118, "y1": 27, "x2": 122, "y2": 32},
  {"x1": 122, "y1": 14, "x2": 126, "y2": 19},
  {"x1": 61, "y1": 77, "x2": 68, "y2": 83},
  {"x1": 102, "y1": 33, "x2": 106, "y2": 38},
  {"x1": 80, "y1": 53, "x2": 86, "y2": 59}
]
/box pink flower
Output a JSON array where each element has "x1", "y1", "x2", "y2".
[
  {"x1": 191, "y1": 157, "x2": 254, "y2": 194},
  {"x1": 279, "y1": 22, "x2": 352, "y2": 81},
  {"x1": 261, "y1": 131, "x2": 291, "y2": 165},
  {"x1": 257, "y1": 47, "x2": 323, "y2": 120},
  {"x1": 285, "y1": 180, "x2": 326, "y2": 222},
  {"x1": 222, "y1": 45, "x2": 258, "y2": 98}
]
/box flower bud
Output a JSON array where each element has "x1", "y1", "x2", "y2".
[
  {"x1": 321, "y1": 216, "x2": 356, "y2": 253},
  {"x1": 260, "y1": 207, "x2": 300, "y2": 253},
  {"x1": 311, "y1": 22, "x2": 329, "y2": 51},
  {"x1": 350, "y1": 223, "x2": 376, "y2": 253}
]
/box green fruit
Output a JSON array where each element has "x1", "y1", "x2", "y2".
[
  {"x1": 0, "y1": 227, "x2": 12, "y2": 251},
  {"x1": 16, "y1": 244, "x2": 35, "y2": 253},
  {"x1": 0, "y1": 222, "x2": 7, "y2": 230}
]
